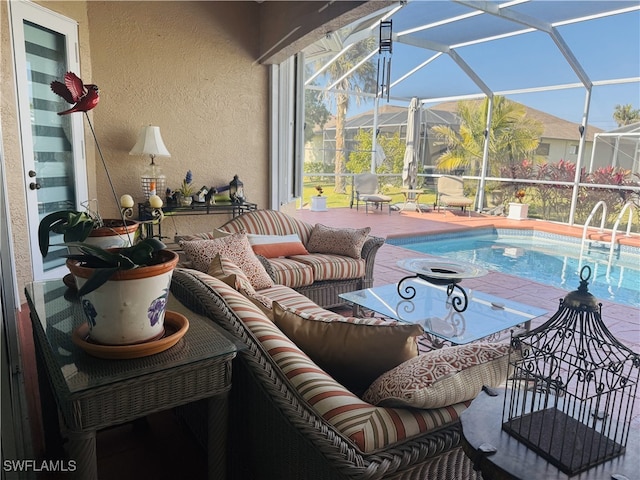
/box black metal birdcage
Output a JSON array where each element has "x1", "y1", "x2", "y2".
[{"x1": 502, "y1": 266, "x2": 640, "y2": 476}]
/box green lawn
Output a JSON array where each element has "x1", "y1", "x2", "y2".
[{"x1": 301, "y1": 182, "x2": 437, "y2": 209}]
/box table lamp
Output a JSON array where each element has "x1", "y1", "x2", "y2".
[{"x1": 129, "y1": 125, "x2": 171, "y2": 200}]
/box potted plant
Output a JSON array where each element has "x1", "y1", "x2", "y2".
[
  {"x1": 176, "y1": 170, "x2": 195, "y2": 206},
  {"x1": 38, "y1": 199, "x2": 139, "y2": 254},
  {"x1": 41, "y1": 71, "x2": 179, "y2": 346},
  {"x1": 39, "y1": 201, "x2": 179, "y2": 345},
  {"x1": 507, "y1": 189, "x2": 529, "y2": 220},
  {"x1": 311, "y1": 185, "x2": 328, "y2": 211},
  {"x1": 64, "y1": 238, "x2": 178, "y2": 345}
]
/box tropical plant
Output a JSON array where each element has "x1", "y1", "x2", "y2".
[
  {"x1": 304, "y1": 85, "x2": 331, "y2": 144},
  {"x1": 318, "y1": 37, "x2": 377, "y2": 194},
  {"x1": 432, "y1": 96, "x2": 543, "y2": 176},
  {"x1": 347, "y1": 129, "x2": 405, "y2": 180},
  {"x1": 613, "y1": 104, "x2": 640, "y2": 127}
]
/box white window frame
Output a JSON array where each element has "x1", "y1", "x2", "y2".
[{"x1": 269, "y1": 53, "x2": 304, "y2": 209}]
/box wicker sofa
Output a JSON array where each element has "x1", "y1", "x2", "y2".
[
  {"x1": 217, "y1": 210, "x2": 385, "y2": 309},
  {"x1": 170, "y1": 267, "x2": 487, "y2": 480}
]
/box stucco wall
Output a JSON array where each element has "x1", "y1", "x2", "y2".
[
  {"x1": 87, "y1": 1, "x2": 268, "y2": 233},
  {"x1": 2, "y1": 1, "x2": 270, "y2": 296}
]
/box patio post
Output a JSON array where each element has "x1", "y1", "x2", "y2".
[
  {"x1": 569, "y1": 87, "x2": 592, "y2": 225},
  {"x1": 477, "y1": 95, "x2": 494, "y2": 212}
]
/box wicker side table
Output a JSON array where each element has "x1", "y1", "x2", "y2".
[{"x1": 25, "y1": 281, "x2": 240, "y2": 480}]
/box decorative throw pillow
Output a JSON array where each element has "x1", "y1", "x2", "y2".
[
  {"x1": 175, "y1": 228, "x2": 232, "y2": 243},
  {"x1": 362, "y1": 343, "x2": 514, "y2": 409},
  {"x1": 207, "y1": 254, "x2": 273, "y2": 311},
  {"x1": 207, "y1": 254, "x2": 256, "y2": 294},
  {"x1": 272, "y1": 302, "x2": 423, "y2": 392},
  {"x1": 180, "y1": 232, "x2": 274, "y2": 290},
  {"x1": 306, "y1": 224, "x2": 371, "y2": 259},
  {"x1": 247, "y1": 233, "x2": 309, "y2": 258}
]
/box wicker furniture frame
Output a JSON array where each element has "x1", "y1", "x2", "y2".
[
  {"x1": 25, "y1": 281, "x2": 239, "y2": 480},
  {"x1": 171, "y1": 270, "x2": 481, "y2": 480},
  {"x1": 219, "y1": 210, "x2": 385, "y2": 309}
]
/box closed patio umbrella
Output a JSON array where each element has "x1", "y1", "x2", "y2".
[{"x1": 402, "y1": 97, "x2": 421, "y2": 189}]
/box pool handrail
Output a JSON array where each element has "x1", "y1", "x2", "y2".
[
  {"x1": 579, "y1": 201, "x2": 607, "y2": 270},
  {"x1": 608, "y1": 201, "x2": 637, "y2": 274}
]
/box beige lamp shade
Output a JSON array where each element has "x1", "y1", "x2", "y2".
[
  {"x1": 129, "y1": 125, "x2": 171, "y2": 159},
  {"x1": 130, "y1": 125, "x2": 171, "y2": 200}
]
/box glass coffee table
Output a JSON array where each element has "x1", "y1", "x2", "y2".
[{"x1": 339, "y1": 277, "x2": 547, "y2": 347}]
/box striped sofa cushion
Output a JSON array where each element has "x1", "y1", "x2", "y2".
[
  {"x1": 258, "y1": 284, "x2": 340, "y2": 319},
  {"x1": 267, "y1": 258, "x2": 315, "y2": 288},
  {"x1": 288, "y1": 253, "x2": 366, "y2": 282},
  {"x1": 220, "y1": 209, "x2": 314, "y2": 245},
  {"x1": 173, "y1": 269, "x2": 468, "y2": 454}
]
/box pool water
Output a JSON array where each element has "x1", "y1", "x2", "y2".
[{"x1": 388, "y1": 229, "x2": 640, "y2": 308}]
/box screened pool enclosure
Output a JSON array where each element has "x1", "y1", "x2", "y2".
[{"x1": 302, "y1": 1, "x2": 640, "y2": 229}]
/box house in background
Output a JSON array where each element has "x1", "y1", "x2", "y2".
[{"x1": 312, "y1": 101, "x2": 603, "y2": 176}]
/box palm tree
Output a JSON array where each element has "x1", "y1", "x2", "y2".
[
  {"x1": 613, "y1": 104, "x2": 640, "y2": 127},
  {"x1": 432, "y1": 96, "x2": 543, "y2": 176},
  {"x1": 321, "y1": 38, "x2": 377, "y2": 193}
]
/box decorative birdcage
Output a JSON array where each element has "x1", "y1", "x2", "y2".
[{"x1": 502, "y1": 266, "x2": 639, "y2": 476}]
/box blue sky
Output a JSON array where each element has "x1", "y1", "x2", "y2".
[{"x1": 331, "y1": 3, "x2": 640, "y2": 132}]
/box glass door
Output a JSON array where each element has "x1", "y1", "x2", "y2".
[{"x1": 11, "y1": 1, "x2": 87, "y2": 280}]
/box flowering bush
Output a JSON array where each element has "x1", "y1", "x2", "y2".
[
  {"x1": 315, "y1": 185, "x2": 324, "y2": 196},
  {"x1": 515, "y1": 189, "x2": 526, "y2": 203}
]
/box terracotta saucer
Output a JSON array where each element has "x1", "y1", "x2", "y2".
[{"x1": 72, "y1": 311, "x2": 189, "y2": 359}]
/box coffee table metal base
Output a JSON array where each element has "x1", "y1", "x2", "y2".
[{"x1": 398, "y1": 273, "x2": 469, "y2": 312}]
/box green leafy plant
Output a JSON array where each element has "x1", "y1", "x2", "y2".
[
  {"x1": 38, "y1": 208, "x2": 102, "y2": 257},
  {"x1": 65, "y1": 238, "x2": 168, "y2": 295},
  {"x1": 38, "y1": 208, "x2": 167, "y2": 295}
]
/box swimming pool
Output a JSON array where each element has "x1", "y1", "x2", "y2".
[{"x1": 388, "y1": 228, "x2": 640, "y2": 308}]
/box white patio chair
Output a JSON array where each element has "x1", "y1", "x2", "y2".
[
  {"x1": 352, "y1": 173, "x2": 392, "y2": 215},
  {"x1": 436, "y1": 175, "x2": 473, "y2": 214}
]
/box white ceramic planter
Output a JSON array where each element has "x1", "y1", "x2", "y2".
[
  {"x1": 85, "y1": 220, "x2": 139, "y2": 249},
  {"x1": 311, "y1": 196, "x2": 328, "y2": 211},
  {"x1": 68, "y1": 249, "x2": 179, "y2": 345},
  {"x1": 507, "y1": 202, "x2": 529, "y2": 220}
]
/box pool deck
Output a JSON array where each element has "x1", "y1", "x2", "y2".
[{"x1": 296, "y1": 206, "x2": 640, "y2": 426}]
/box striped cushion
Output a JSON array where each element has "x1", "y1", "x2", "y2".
[
  {"x1": 207, "y1": 255, "x2": 273, "y2": 310},
  {"x1": 267, "y1": 258, "x2": 315, "y2": 288},
  {"x1": 258, "y1": 284, "x2": 395, "y2": 324},
  {"x1": 288, "y1": 253, "x2": 366, "y2": 281},
  {"x1": 207, "y1": 254, "x2": 256, "y2": 294},
  {"x1": 220, "y1": 209, "x2": 314, "y2": 245},
  {"x1": 172, "y1": 269, "x2": 469, "y2": 453},
  {"x1": 257, "y1": 284, "x2": 333, "y2": 318}
]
